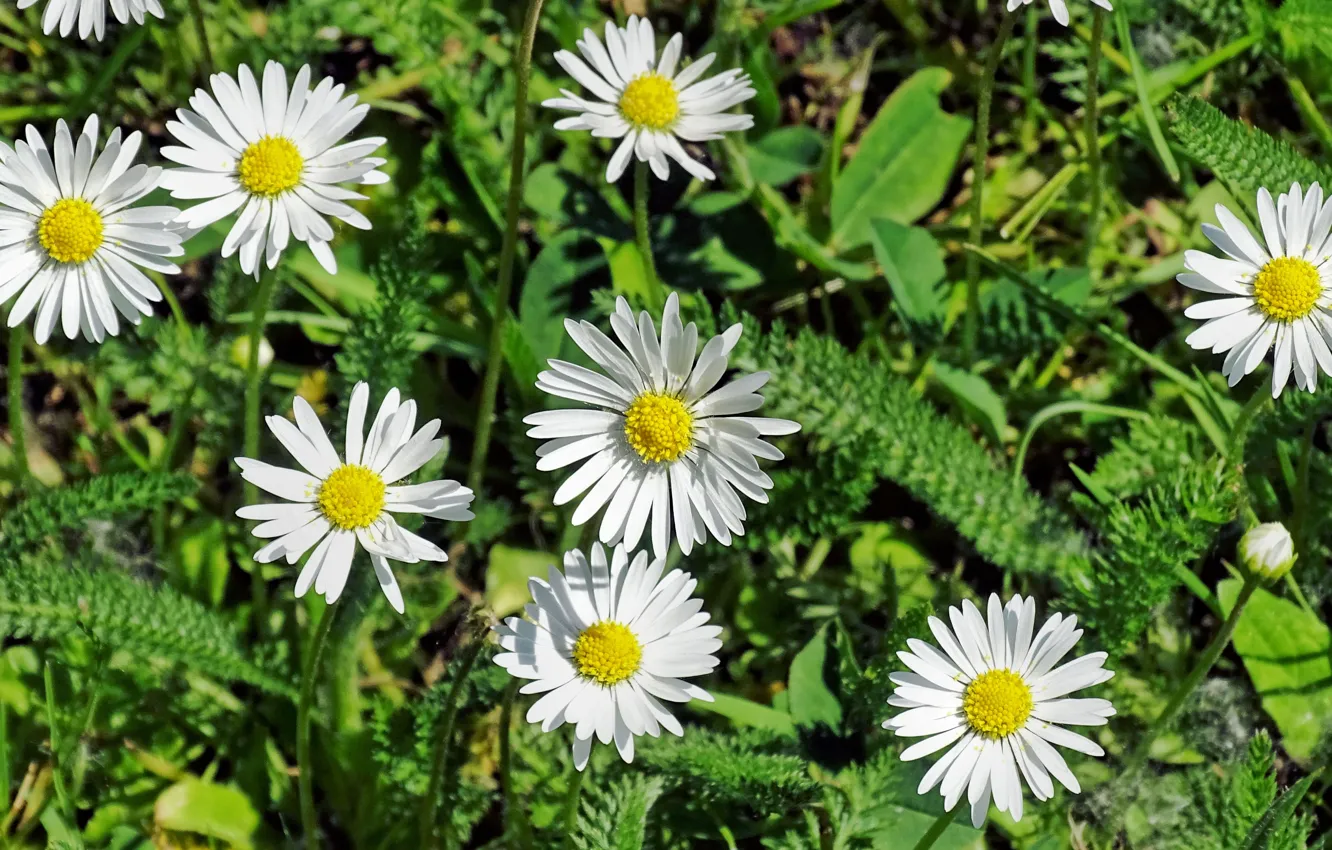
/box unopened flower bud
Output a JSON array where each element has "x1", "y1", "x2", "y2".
[{"x1": 1240, "y1": 522, "x2": 1296, "y2": 581}]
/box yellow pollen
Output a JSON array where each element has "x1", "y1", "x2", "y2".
[
  {"x1": 623, "y1": 392, "x2": 693, "y2": 463},
  {"x1": 962, "y1": 669, "x2": 1033, "y2": 739},
  {"x1": 238, "y1": 136, "x2": 305, "y2": 197},
  {"x1": 1252, "y1": 256, "x2": 1323, "y2": 322},
  {"x1": 619, "y1": 72, "x2": 680, "y2": 130},
  {"x1": 38, "y1": 198, "x2": 103, "y2": 264},
  {"x1": 571, "y1": 621, "x2": 642, "y2": 686},
  {"x1": 317, "y1": 464, "x2": 386, "y2": 530}
]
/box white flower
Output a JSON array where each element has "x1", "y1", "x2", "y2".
[
  {"x1": 1240, "y1": 522, "x2": 1297, "y2": 580},
  {"x1": 884, "y1": 594, "x2": 1115, "y2": 828},
  {"x1": 524, "y1": 293, "x2": 800, "y2": 558},
  {"x1": 0, "y1": 117, "x2": 182, "y2": 344},
  {"x1": 494, "y1": 542, "x2": 721, "y2": 769},
  {"x1": 18, "y1": 0, "x2": 164, "y2": 41},
  {"x1": 1006, "y1": 0, "x2": 1112, "y2": 27},
  {"x1": 234, "y1": 382, "x2": 474, "y2": 614},
  {"x1": 1180, "y1": 183, "x2": 1332, "y2": 398},
  {"x1": 159, "y1": 61, "x2": 388, "y2": 278},
  {"x1": 543, "y1": 15, "x2": 756, "y2": 183}
]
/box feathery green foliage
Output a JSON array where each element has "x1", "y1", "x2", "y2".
[
  {"x1": 572, "y1": 774, "x2": 665, "y2": 850},
  {"x1": 637, "y1": 728, "x2": 819, "y2": 810}
]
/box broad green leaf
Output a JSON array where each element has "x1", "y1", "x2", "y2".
[
  {"x1": 830, "y1": 67, "x2": 971, "y2": 252},
  {"x1": 485, "y1": 545, "x2": 555, "y2": 618},
  {"x1": 868, "y1": 218, "x2": 947, "y2": 322},
  {"x1": 154, "y1": 779, "x2": 260, "y2": 849},
  {"x1": 862, "y1": 763, "x2": 983, "y2": 850},
  {"x1": 748, "y1": 126, "x2": 825, "y2": 186},
  {"x1": 520, "y1": 231, "x2": 604, "y2": 364},
  {"x1": 787, "y1": 624, "x2": 843, "y2": 730},
  {"x1": 1219, "y1": 580, "x2": 1332, "y2": 763},
  {"x1": 692, "y1": 692, "x2": 797, "y2": 737},
  {"x1": 932, "y1": 364, "x2": 1008, "y2": 446}
]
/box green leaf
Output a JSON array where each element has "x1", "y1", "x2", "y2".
[
  {"x1": 1239, "y1": 773, "x2": 1318, "y2": 850},
  {"x1": 868, "y1": 218, "x2": 946, "y2": 322},
  {"x1": 170, "y1": 517, "x2": 230, "y2": 608},
  {"x1": 154, "y1": 779, "x2": 260, "y2": 849},
  {"x1": 931, "y1": 363, "x2": 1008, "y2": 445},
  {"x1": 485, "y1": 545, "x2": 555, "y2": 618},
  {"x1": 520, "y1": 231, "x2": 604, "y2": 364},
  {"x1": 787, "y1": 624, "x2": 843, "y2": 731},
  {"x1": 748, "y1": 126, "x2": 825, "y2": 186},
  {"x1": 830, "y1": 67, "x2": 971, "y2": 252},
  {"x1": 1219, "y1": 580, "x2": 1332, "y2": 763},
  {"x1": 692, "y1": 692, "x2": 798, "y2": 738}
]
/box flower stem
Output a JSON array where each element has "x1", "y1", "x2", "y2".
[
  {"x1": 297, "y1": 603, "x2": 338, "y2": 850},
  {"x1": 7, "y1": 328, "x2": 28, "y2": 486},
  {"x1": 911, "y1": 809, "x2": 955, "y2": 850},
  {"x1": 962, "y1": 9, "x2": 1019, "y2": 363},
  {"x1": 499, "y1": 679, "x2": 524, "y2": 844},
  {"x1": 1127, "y1": 573, "x2": 1261, "y2": 772},
  {"x1": 419, "y1": 632, "x2": 487, "y2": 850},
  {"x1": 560, "y1": 759, "x2": 586, "y2": 848},
  {"x1": 1084, "y1": 9, "x2": 1106, "y2": 268},
  {"x1": 187, "y1": 0, "x2": 214, "y2": 76},
  {"x1": 243, "y1": 265, "x2": 280, "y2": 626},
  {"x1": 465, "y1": 0, "x2": 546, "y2": 499},
  {"x1": 43, "y1": 663, "x2": 82, "y2": 849},
  {"x1": 1227, "y1": 390, "x2": 1270, "y2": 525},
  {"x1": 633, "y1": 161, "x2": 665, "y2": 312}
]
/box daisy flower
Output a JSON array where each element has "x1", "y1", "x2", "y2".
[
  {"x1": 0, "y1": 116, "x2": 182, "y2": 344},
  {"x1": 18, "y1": 0, "x2": 164, "y2": 41},
  {"x1": 234, "y1": 382, "x2": 474, "y2": 614},
  {"x1": 1179, "y1": 183, "x2": 1332, "y2": 398},
  {"x1": 494, "y1": 542, "x2": 721, "y2": 769},
  {"x1": 543, "y1": 15, "x2": 756, "y2": 183},
  {"x1": 884, "y1": 594, "x2": 1115, "y2": 828},
  {"x1": 524, "y1": 293, "x2": 800, "y2": 558},
  {"x1": 159, "y1": 61, "x2": 388, "y2": 277},
  {"x1": 1006, "y1": 0, "x2": 1112, "y2": 27}
]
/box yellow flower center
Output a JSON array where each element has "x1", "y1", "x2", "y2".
[
  {"x1": 238, "y1": 136, "x2": 305, "y2": 197},
  {"x1": 623, "y1": 392, "x2": 693, "y2": 463},
  {"x1": 962, "y1": 669, "x2": 1033, "y2": 739},
  {"x1": 618, "y1": 72, "x2": 680, "y2": 130},
  {"x1": 38, "y1": 198, "x2": 104, "y2": 264},
  {"x1": 1252, "y1": 256, "x2": 1323, "y2": 322},
  {"x1": 317, "y1": 464, "x2": 386, "y2": 530},
  {"x1": 571, "y1": 621, "x2": 642, "y2": 686}
]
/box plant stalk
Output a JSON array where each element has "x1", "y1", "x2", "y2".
[
  {"x1": 633, "y1": 160, "x2": 665, "y2": 312},
  {"x1": 465, "y1": 0, "x2": 546, "y2": 499},
  {"x1": 911, "y1": 809, "x2": 954, "y2": 850},
  {"x1": 187, "y1": 0, "x2": 214, "y2": 76},
  {"x1": 7, "y1": 328, "x2": 28, "y2": 486},
  {"x1": 297, "y1": 603, "x2": 339, "y2": 850},
  {"x1": 243, "y1": 265, "x2": 280, "y2": 626},
  {"x1": 1084, "y1": 9, "x2": 1106, "y2": 267},
  {"x1": 419, "y1": 632, "x2": 487, "y2": 849},
  {"x1": 963, "y1": 9, "x2": 1019, "y2": 361},
  {"x1": 560, "y1": 760, "x2": 586, "y2": 848}
]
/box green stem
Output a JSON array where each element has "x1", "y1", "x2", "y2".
[
  {"x1": 419, "y1": 633, "x2": 486, "y2": 850},
  {"x1": 633, "y1": 160, "x2": 665, "y2": 312},
  {"x1": 7, "y1": 328, "x2": 28, "y2": 486},
  {"x1": 465, "y1": 0, "x2": 546, "y2": 498},
  {"x1": 962, "y1": 9, "x2": 1019, "y2": 362},
  {"x1": 499, "y1": 679, "x2": 528, "y2": 847},
  {"x1": 1, "y1": 698, "x2": 9, "y2": 848},
  {"x1": 1127, "y1": 573, "x2": 1261, "y2": 772},
  {"x1": 187, "y1": 0, "x2": 214, "y2": 76},
  {"x1": 560, "y1": 761, "x2": 586, "y2": 848},
  {"x1": 1084, "y1": 10, "x2": 1106, "y2": 267},
  {"x1": 297, "y1": 603, "x2": 339, "y2": 850},
  {"x1": 1286, "y1": 74, "x2": 1332, "y2": 155},
  {"x1": 910, "y1": 809, "x2": 954, "y2": 850},
  {"x1": 42, "y1": 663, "x2": 81, "y2": 849},
  {"x1": 1012, "y1": 401, "x2": 1151, "y2": 488},
  {"x1": 243, "y1": 266, "x2": 280, "y2": 627}
]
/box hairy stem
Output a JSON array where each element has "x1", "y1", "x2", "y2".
[
  {"x1": 911, "y1": 809, "x2": 954, "y2": 850},
  {"x1": 962, "y1": 9, "x2": 1018, "y2": 362},
  {"x1": 465, "y1": 0, "x2": 546, "y2": 498},
  {"x1": 297, "y1": 604, "x2": 339, "y2": 850},
  {"x1": 560, "y1": 760, "x2": 586, "y2": 848},
  {"x1": 633, "y1": 160, "x2": 665, "y2": 312},
  {"x1": 419, "y1": 632, "x2": 486, "y2": 849},
  {"x1": 187, "y1": 0, "x2": 214, "y2": 76},
  {"x1": 1084, "y1": 9, "x2": 1106, "y2": 267},
  {"x1": 43, "y1": 663, "x2": 82, "y2": 849},
  {"x1": 7, "y1": 328, "x2": 28, "y2": 486}
]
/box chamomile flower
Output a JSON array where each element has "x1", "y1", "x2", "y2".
[
  {"x1": 524, "y1": 293, "x2": 800, "y2": 558},
  {"x1": 494, "y1": 542, "x2": 721, "y2": 769},
  {"x1": 1179, "y1": 183, "x2": 1332, "y2": 398},
  {"x1": 235, "y1": 382, "x2": 474, "y2": 614},
  {"x1": 18, "y1": 0, "x2": 164, "y2": 41},
  {"x1": 159, "y1": 61, "x2": 388, "y2": 278},
  {"x1": 543, "y1": 15, "x2": 756, "y2": 183},
  {"x1": 1239, "y1": 521, "x2": 1297, "y2": 581},
  {"x1": 884, "y1": 595, "x2": 1115, "y2": 828},
  {"x1": 0, "y1": 117, "x2": 182, "y2": 344},
  {"x1": 1006, "y1": 0, "x2": 1112, "y2": 27}
]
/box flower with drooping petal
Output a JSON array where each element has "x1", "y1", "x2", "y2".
[
  {"x1": 884, "y1": 594, "x2": 1115, "y2": 828},
  {"x1": 1006, "y1": 0, "x2": 1112, "y2": 27},
  {"x1": 524, "y1": 293, "x2": 800, "y2": 558},
  {"x1": 494, "y1": 542, "x2": 720, "y2": 769},
  {"x1": 159, "y1": 60, "x2": 388, "y2": 277},
  {"x1": 0, "y1": 116, "x2": 182, "y2": 344},
  {"x1": 543, "y1": 15, "x2": 756, "y2": 183},
  {"x1": 1179, "y1": 182, "x2": 1332, "y2": 398},
  {"x1": 234, "y1": 382, "x2": 474, "y2": 614},
  {"x1": 17, "y1": 0, "x2": 164, "y2": 41}
]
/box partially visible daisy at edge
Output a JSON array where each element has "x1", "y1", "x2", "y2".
[
  {"x1": 18, "y1": 0, "x2": 164, "y2": 42},
  {"x1": 884, "y1": 594, "x2": 1115, "y2": 828},
  {"x1": 543, "y1": 14, "x2": 756, "y2": 183},
  {"x1": 494, "y1": 542, "x2": 721, "y2": 769},
  {"x1": 1006, "y1": 0, "x2": 1112, "y2": 27},
  {"x1": 524, "y1": 292, "x2": 801, "y2": 558},
  {"x1": 159, "y1": 60, "x2": 388, "y2": 277},
  {"x1": 1178, "y1": 182, "x2": 1332, "y2": 398},
  {"x1": 234, "y1": 382, "x2": 474, "y2": 614},
  {"x1": 0, "y1": 116, "x2": 182, "y2": 344}
]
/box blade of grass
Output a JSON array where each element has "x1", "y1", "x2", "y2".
[{"x1": 1115, "y1": 8, "x2": 1179, "y2": 182}]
